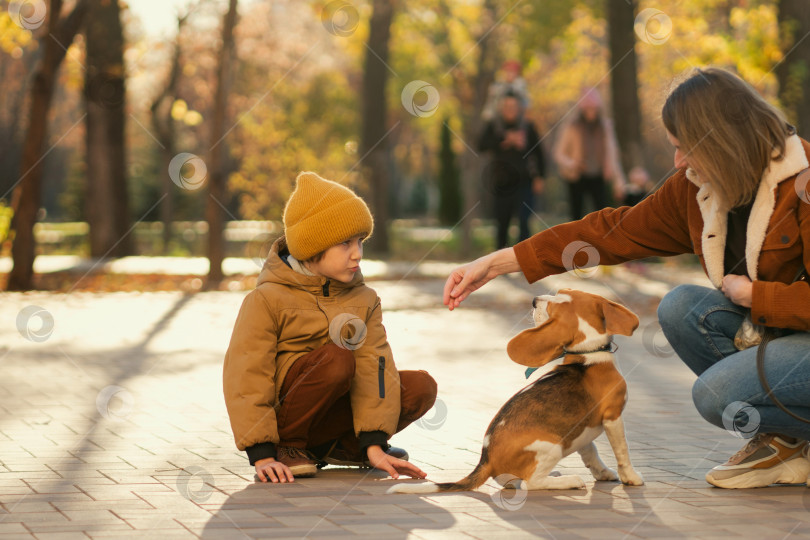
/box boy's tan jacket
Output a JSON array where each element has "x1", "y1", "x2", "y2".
[{"x1": 223, "y1": 237, "x2": 400, "y2": 452}]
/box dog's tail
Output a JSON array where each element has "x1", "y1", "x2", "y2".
[{"x1": 386, "y1": 456, "x2": 492, "y2": 494}]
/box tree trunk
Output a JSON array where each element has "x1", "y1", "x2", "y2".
[
  {"x1": 607, "y1": 0, "x2": 643, "y2": 176},
  {"x1": 205, "y1": 0, "x2": 238, "y2": 286},
  {"x1": 360, "y1": 0, "x2": 396, "y2": 255},
  {"x1": 458, "y1": 0, "x2": 497, "y2": 258},
  {"x1": 7, "y1": 0, "x2": 89, "y2": 291},
  {"x1": 151, "y1": 14, "x2": 188, "y2": 254},
  {"x1": 84, "y1": 0, "x2": 130, "y2": 258},
  {"x1": 438, "y1": 120, "x2": 461, "y2": 225},
  {"x1": 777, "y1": 0, "x2": 810, "y2": 138}
]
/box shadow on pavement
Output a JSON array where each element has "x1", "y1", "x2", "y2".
[{"x1": 200, "y1": 469, "x2": 456, "y2": 539}]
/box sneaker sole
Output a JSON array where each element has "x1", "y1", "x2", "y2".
[
  {"x1": 323, "y1": 457, "x2": 370, "y2": 467},
  {"x1": 706, "y1": 456, "x2": 810, "y2": 489},
  {"x1": 288, "y1": 464, "x2": 318, "y2": 477}
]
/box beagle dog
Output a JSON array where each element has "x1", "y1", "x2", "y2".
[{"x1": 388, "y1": 289, "x2": 644, "y2": 493}]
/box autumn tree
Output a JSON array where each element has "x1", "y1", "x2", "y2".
[
  {"x1": 206, "y1": 0, "x2": 238, "y2": 285},
  {"x1": 7, "y1": 0, "x2": 89, "y2": 291},
  {"x1": 438, "y1": 120, "x2": 461, "y2": 225},
  {"x1": 151, "y1": 13, "x2": 189, "y2": 253},
  {"x1": 84, "y1": 0, "x2": 131, "y2": 257},
  {"x1": 439, "y1": 0, "x2": 499, "y2": 256},
  {"x1": 360, "y1": 0, "x2": 397, "y2": 255},
  {"x1": 607, "y1": 0, "x2": 643, "y2": 175},
  {"x1": 776, "y1": 0, "x2": 810, "y2": 137}
]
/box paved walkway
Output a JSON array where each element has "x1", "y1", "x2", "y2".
[{"x1": 1, "y1": 265, "x2": 809, "y2": 539}]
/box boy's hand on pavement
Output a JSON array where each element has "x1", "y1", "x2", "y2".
[
  {"x1": 366, "y1": 445, "x2": 427, "y2": 480},
  {"x1": 254, "y1": 457, "x2": 294, "y2": 483}
]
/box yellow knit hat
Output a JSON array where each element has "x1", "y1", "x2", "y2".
[{"x1": 283, "y1": 171, "x2": 374, "y2": 260}]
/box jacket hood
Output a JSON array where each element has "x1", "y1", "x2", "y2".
[{"x1": 256, "y1": 236, "x2": 365, "y2": 294}]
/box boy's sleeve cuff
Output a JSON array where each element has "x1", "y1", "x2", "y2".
[
  {"x1": 358, "y1": 431, "x2": 390, "y2": 451},
  {"x1": 246, "y1": 442, "x2": 277, "y2": 465}
]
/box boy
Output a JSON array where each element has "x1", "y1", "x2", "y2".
[{"x1": 224, "y1": 172, "x2": 438, "y2": 483}]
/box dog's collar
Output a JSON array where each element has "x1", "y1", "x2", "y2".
[
  {"x1": 563, "y1": 341, "x2": 617, "y2": 356},
  {"x1": 525, "y1": 341, "x2": 616, "y2": 378}
]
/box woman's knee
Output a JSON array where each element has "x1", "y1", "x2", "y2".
[{"x1": 658, "y1": 284, "x2": 708, "y2": 331}]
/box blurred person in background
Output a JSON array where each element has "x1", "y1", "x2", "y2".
[
  {"x1": 478, "y1": 91, "x2": 546, "y2": 249},
  {"x1": 554, "y1": 88, "x2": 626, "y2": 220}
]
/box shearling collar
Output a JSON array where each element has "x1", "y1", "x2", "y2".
[
  {"x1": 687, "y1": 134, "x2": 809, "y2": 287},
  {"x1": 256, "y1": 236, "x2": 364, "y2": 295}
]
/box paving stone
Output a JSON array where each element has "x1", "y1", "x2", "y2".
[{"x1": 2, "y1": 275, "x2": 809, "y2": 538}]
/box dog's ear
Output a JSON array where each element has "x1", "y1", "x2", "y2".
[
  {"x1": 601, "y1": 298, "x2": 639, "y2": 337},
  {"x1": 507, "y1": 318, "x2": 570, "y2": 367}
]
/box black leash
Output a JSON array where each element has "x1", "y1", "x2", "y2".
[{"x1": 755, "y1": 265, "x2": 810, "y2": 423}]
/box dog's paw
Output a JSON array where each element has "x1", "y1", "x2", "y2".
[
  {"x1": 570, "y1": 475, "x2": 587, "y2": 489},
  {"x1": 593, "y1": 467, "x2": 619, "y2": 482},
  {"x1": 619, "y1": 468, "x2": 644, "y2": 486}
]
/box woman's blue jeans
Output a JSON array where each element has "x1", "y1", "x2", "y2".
[{"x1": 658, "y1": 284, "x2": 810, "y2": 440}]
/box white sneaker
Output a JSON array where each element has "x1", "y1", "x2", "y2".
[{"x1": 705, "y1": 434, "x2": 810, "y2": 489}]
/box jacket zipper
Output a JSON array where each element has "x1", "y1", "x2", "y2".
[
  {"x1": 322, "y1": 279, "x2": 330, "y2": 297},
  {"x1": 378, "y1": 356, "x2": 385, "y2": 398}
]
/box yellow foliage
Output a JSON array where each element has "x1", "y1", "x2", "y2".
[
  {"x1": 0, "y1": 12, "x2": 33, "y2": 54},
  {"x1": 184, "y1": 110, "x2": 203, "y2": 126},
  {"x1": 171, "y1": 99, "x2": 188, "y2": 121}
]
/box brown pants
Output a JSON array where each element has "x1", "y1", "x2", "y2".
[{"x1": 277, "y1": 343, "x2": 437, "y2": 453}]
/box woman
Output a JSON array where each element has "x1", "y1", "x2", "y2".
[
  {"x1": 554, "y1": 88, "x2": 626, "y2": 220},
  {"x1": 443, "y1": 67, "x2": 810, "y2": 489}
]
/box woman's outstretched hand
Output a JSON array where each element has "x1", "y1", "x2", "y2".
[{"x1": 442, "y1": 248, "x2": 521, "y2": 310}]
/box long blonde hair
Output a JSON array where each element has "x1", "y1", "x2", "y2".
[{"x1": 662, "y1": 67, "x2": 793, "y2": 207}]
